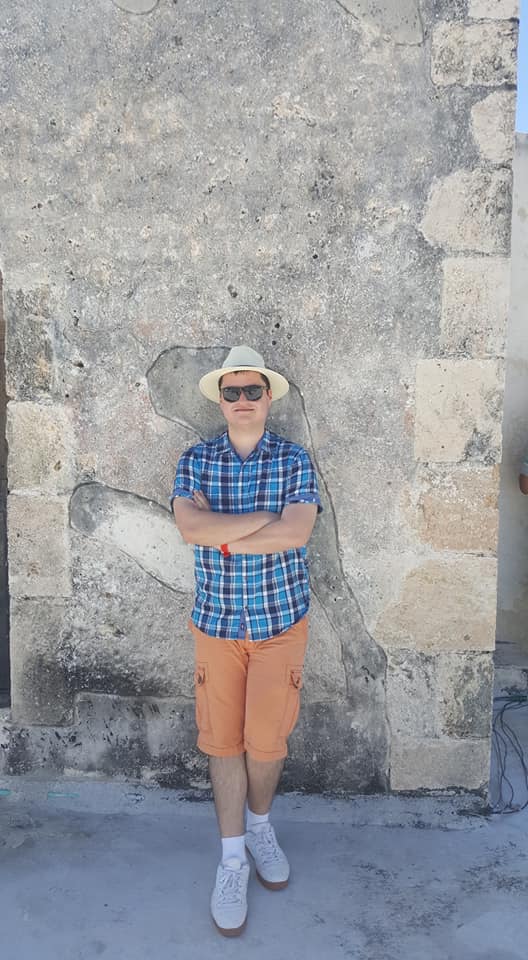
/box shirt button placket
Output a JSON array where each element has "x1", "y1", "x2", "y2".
[{"x1": 239, "y1": 460, "x2": 249, "y2": 639}]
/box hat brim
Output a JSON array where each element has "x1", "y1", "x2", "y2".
[{"x1": 199, "y1": 365, "x2": 289, "y2": 403}]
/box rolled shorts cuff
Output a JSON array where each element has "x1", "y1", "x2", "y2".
[
  {"x1": 244, "y1": 738, "x2": 288, "y2": 762},
  {"x1": 197, "y1": 735, "x2": 246, "y2": 758}
]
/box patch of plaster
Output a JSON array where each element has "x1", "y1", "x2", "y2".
[{"x1": 69, "y1": 482, "x2": 193, "y2": 594}]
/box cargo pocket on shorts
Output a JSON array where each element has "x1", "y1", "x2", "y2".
[
  {"x1": 194, "y1": 662, "x2": 211, "y2": 734},
  {"x1": 279, "y1": 665, "x2": 304, "y2": 738}
]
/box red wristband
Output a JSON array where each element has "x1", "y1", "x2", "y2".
[{"x1": 220, "y1": 543, "x2": 231, "y2": 557}]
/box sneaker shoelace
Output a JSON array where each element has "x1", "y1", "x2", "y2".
[
  {"x1": 251, "y1": 826, "x2": 283, "y2": 865},
  {"x1": 217, "y1": 865, "x2": 246, "y2": 905}
]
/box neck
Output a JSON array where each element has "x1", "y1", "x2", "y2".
[{"x1": 227, "y1": 425, "x2": 266, "y2": 459}]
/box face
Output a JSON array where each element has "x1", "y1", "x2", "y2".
[{"x1": 218, "y1": 370, "x2": 272, "y2": 431}]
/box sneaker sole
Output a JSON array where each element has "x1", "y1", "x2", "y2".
[
  {"x1": 212, "y1": 917, "x2": 247, "y2": 938},
  {"x1": 245, "y1": 846, "x2": 289, "y2": 890},
  {"x1": 256, "y1": 870, "x2": 289, "y2": 891}
]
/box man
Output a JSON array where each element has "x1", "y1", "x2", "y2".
[{"x1": 171, "y1": 345, "x2": 322, "y2": 936}]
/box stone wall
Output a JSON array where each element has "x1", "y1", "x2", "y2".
[
  {"x1": 0, "y1": 0, "x2": 519, "y2": 793},
  {"x1": 496, "y1": 133, "x2": 528, "y2": 667}
]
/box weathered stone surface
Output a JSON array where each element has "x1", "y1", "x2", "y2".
[
  {"x1": 4, "y1": 286, "x2": 55, "y2": 400},
  {"x1": 7, "y1": 402, "x2": 74, "y2": 494},
  {"x1": 386, "y1": 650, "x2": 494, "y2": 743},
  {"x1": 431, "y1": 21, "x2": 517, "y2": 87},
  {"x1": 334, "y1": 0, "x2": 424, "y2": 44},
  {"x1": 302, "y1": 591, "x2": 347, "y2": 702},
  {"x1": 421, "y1": 169, "x2": 512, "y2": 254},
  {"x1": 404, "y1": 464, "x2": 499, "y2": 552},
  {"x1": 471, "y1": 91, "x2": 516, "y2": 165},
  {"x1": 440, "y1": 257, "x2": 510, "y2": 357},
  {"x1": 0, "y1": 1, "x2": 513, "y2": 793},
  {"x1": 7, "y1": 496, "x2": 71, "y2": 598},
  {"x1": 391, "y1": 737, "x2": 490, "y2": 791},
  {"x1": 437, "y1": 653, "x2": 494, "y2": 739},
  {"x1": 65, "y1": 531, "x2": 194, "y2": 700},
  {"x1": 469, "y1": 0, "x2": 519, "y2": 19},
  {"x1": 69, "y1": 692, "x2": 199, "y2": 784},
  {"x1": 414, "y1": 359, "x2": 503, "y2": 463},
  {"x1": 386, "y1": 651, "x2": 438, "y2": 739},
  {"x1": 10, "y1": 599, "x2": 72, "y2": 725},
  {"x1": 73, "y1": 368, "x2": 181, "y2": 506},
  {"x1": 375, "y1": 557, "x2": 498, "y2": 651}
]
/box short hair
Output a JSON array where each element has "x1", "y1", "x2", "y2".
[{"x1": 218, "y1": 370, "x2": 270, "y2": 391}]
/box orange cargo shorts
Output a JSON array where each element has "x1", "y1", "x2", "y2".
[{"x1": 189, "y1": 616, "x2": 308, "y2": 762}]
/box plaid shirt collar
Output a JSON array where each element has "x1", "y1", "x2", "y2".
[{"x1": 216, "y1": 429, "x2": 274, "y2": 461}]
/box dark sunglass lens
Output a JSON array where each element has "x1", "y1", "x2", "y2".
[
  {"x1": 243, "y1": 386, "x2": 264, "y2": 400},
  {"x1": 222, "y1": 387, "x2": 241, "y2": 402}
]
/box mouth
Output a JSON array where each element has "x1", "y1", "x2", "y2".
[{"x1": 234, "y1": 407, "x2": 254, "y2": 412}]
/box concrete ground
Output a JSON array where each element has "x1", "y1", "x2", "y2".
[{"x1": 1, "y1": 696, "x2": 528, "y2": 960}]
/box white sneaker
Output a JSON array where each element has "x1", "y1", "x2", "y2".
[
  {"x1": 210, "y1": 857, "x2": 250, "y2": 937},
  {"x1": 245, "y1": 823, "x2": 290, "y2": 890}
]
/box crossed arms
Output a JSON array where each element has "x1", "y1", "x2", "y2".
[{"x1": 172, "y1": 493, "x2": 318, "y2": 554}]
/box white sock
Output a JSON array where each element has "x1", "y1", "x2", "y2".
[
  {"x1": 221, "y1": 835, "x2": 247, "y2": 865},
  {"x1": 246, "y1": 807, "x2": 270, "y2": 832}
]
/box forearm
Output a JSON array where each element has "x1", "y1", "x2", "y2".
[
  {"x1": 228, "y1": 518, "x2": 307, "y2": 555},
  {"x1": 177, "y1": 506, "x2": 278, "y2": 546}
]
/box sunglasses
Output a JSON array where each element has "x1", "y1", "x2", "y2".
[{"x1": 220, "y1": 385, "x2": 267, "y2": 402}]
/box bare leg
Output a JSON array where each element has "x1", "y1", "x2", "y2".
[
  {"x1": 246, "y1": 756, "x2": 284, "y2": 815},
  {"x1": 209, "y1": 755, "x2": 248, "y2": 837}
]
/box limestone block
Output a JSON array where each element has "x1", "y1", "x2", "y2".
[
  {"x1": 386, "y1": 651, "x2": 439, "y2": 738},
  {"x1": 375, "y1": 557, "x2": 497, "y2": 651},
  {"x1": 8, "y1": 496, "x2": 71, "y2": 597},
  {"x1": 440, "y1": 257, "x2": 510, "y2": 357},
  {"x1": 10, "y1": 599, "x2": 72, "y2": 725},
  {"x1": 471, "y1": 92, "x2": 516, "y2": 165},
  {"x1": 414, "y1": 359, "x2": 503, "y2": 463},
  {"x1": 431, "y1": 22, "x2": 516, "y2": 87},
  {"x1": 421, "y1": 169, "x2": 512, "y2": 254},
  {"x1": 437, "y1": 653, "x2": 494, "y2": 739},
  {"x1": 4, "y1": 286, "x2": 54, "y2": 400},
  {"x1": 405, "y1": 464, "x2": 499, "y2": 552},
  {"x1": 469, "y1": 0, "x2": 519, "y2": 18},
  {"x1": 7, "y1": 402, "x2": 74, "y2": 494},
  {"x1": 391, "y1": 737, "x2": 490, "y2": 790},
  {"x1": 387, "y1": 651, "x2": 494, "y2": 743}
]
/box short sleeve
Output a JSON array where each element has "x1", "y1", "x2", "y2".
[
  {"x1": 284, "y1": 449, "x2": 323, "y2": 514},
  {"x1": 521, "y1": 454, "x2": 528, "y2": 477},
  {"x1": 170, "y1": 448, "x2": 201, "y2": 509}
]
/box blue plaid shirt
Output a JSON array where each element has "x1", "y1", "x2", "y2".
[{"x1": 171, "y1": 429, "x2": 322, "y2": 641}]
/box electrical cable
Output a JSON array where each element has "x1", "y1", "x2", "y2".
[{"x1": 489, "y1": 694, "x2": 528, "y2": 814}]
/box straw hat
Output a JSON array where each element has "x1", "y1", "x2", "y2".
[{"x1": 198, "y1": 346, "x2": 289, "y2": 403}]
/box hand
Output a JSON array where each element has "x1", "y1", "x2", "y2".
[{"x1": 193, "y1": 490, "x2": 211, "y2": 511}]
